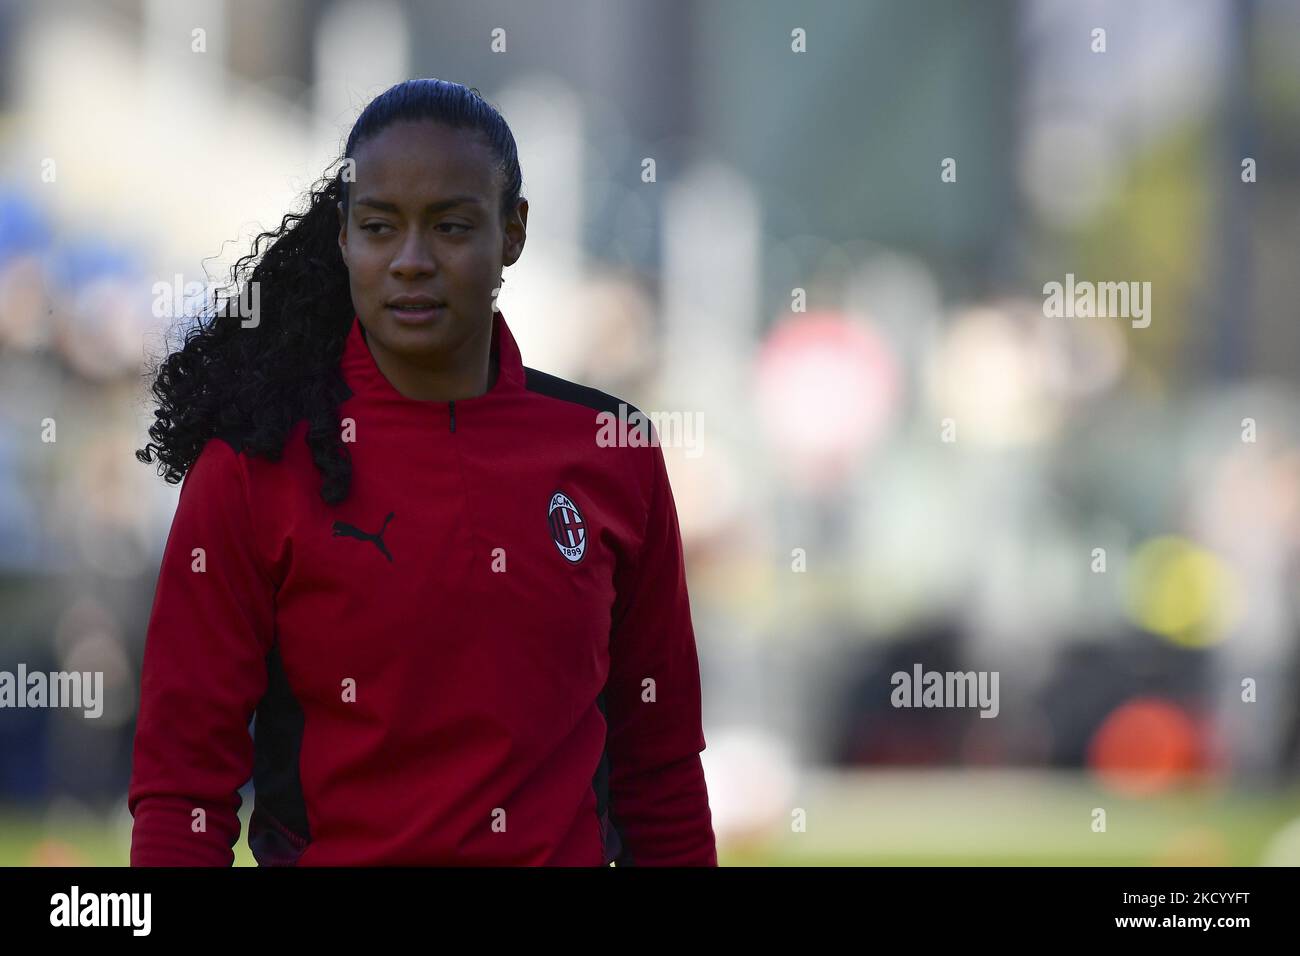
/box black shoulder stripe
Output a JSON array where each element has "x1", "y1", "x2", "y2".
[{"x1": 523, "y1": 366, "x2": 643, "y2": 418}]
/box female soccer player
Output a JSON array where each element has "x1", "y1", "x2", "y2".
[{"x1": 130, "y1": 78, "x2": 717, "y2": 866}]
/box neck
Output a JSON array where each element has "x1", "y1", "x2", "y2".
[{"x1": 362, "y1": 320, "x2": 498, "y2": 402}]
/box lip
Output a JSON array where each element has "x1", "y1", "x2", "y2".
[
  {"x1": 388, "y1": 294, "x2": 445, "y2": 307},
  {"x1": 387, "y1": 300, "x2": 447, "y2": 324}
]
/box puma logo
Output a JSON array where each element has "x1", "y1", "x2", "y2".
[{"x1": 332, "y1": 512, "x2": 395, "y2": 562}]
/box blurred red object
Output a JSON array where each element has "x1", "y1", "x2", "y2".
[{"x1": 1087, "y1": 696, "x2": 1206, "y2": 795}]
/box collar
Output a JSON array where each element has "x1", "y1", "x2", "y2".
[{"x1": 340, "y1": 308, "x2": 526, "y2": 407}]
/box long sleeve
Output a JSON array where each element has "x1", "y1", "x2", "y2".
[
  {"x1": 604, "y1": 439, "x2": 717, "y2": 866},
  {"x1": 128, "y1": 437, "x2": 277, "y2": 866}
]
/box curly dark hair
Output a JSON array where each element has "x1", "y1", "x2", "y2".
[{"x1": 135, "y1": 78, "x2": 524, "y2": 505}]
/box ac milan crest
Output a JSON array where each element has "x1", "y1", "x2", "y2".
[{"x1": 548, "y1": 491, "x2": 587, "y2": 563}]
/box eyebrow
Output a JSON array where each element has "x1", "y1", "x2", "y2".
[{"x1": 353, "y1": 195, "x2": 485, "y2": 214}]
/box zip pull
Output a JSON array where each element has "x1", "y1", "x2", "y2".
[{"x1": 449, "y1": 400, "x2": 456, "y2": 433}]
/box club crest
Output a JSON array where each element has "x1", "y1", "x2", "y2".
[{"x1": 548, "y1": 491, "x2": 587, "y2": 563}]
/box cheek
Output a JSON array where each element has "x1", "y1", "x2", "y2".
[
  {"x1": 347, "y1": 246, "x2": 389, "y2": 296},
  {"x1": 447, "y1": 243, "x2": 500, "y2": 287}
]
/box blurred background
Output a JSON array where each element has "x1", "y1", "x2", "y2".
[{"x1": 2, "y1": 0, "x2": 1300, "y2": 866}]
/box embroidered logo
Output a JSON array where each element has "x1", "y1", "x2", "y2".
[
  {"x1": 332, "y1": 512, "x2": 395, "y2": 562},
  {"x1": 548, "y1": 491, "x2": 587, "y2": 564}
]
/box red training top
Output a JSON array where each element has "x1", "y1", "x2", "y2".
[{"x1": 128, "y1": 309, "x2": 717, "y2": 866}]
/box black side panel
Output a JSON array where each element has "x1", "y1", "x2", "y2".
[
  {"x1": 250, "y1": 644, "x2": 311, "y2": 865},
  {"x1": 593, "y1": 691, "x2": 632, "y2": 866}
]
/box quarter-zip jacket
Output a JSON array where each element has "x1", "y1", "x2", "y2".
[{"x1": 128, "y1": 309, "x2": 716, "y2": 866}]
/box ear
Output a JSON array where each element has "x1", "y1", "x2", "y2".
[{"x1": 501, "y1": 197, "x2": 527, "y2": 269}]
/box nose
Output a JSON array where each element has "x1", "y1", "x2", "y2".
[{"x1": 389, "y1": 227, "x2": 436, "y2": 279}]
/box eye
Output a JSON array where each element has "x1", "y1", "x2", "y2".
[
  {"x1": 360, "y1": 222, "x2": 392, "y2": 235},
  {"x1": 437, "y1": 223, "x2": 470, "y2": 234}
]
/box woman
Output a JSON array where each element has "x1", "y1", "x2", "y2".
[{"x1": 130, "y1": 78, "x2": 716, "y2": 866}]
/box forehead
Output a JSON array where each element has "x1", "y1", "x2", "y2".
[{"x1": 351, "y1": 120, "x2": 498, "y2": 202}]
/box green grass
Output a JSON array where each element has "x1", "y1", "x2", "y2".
[
  {"x1": 4, "y1": 771, "x2": 1298, "y2": 866},
  {"x1": 0, "y1": 803, "x2": 257, "y2": 867},
  {"x1": 719, "y1": 770, "x2": 1300, "y2": 866}
]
